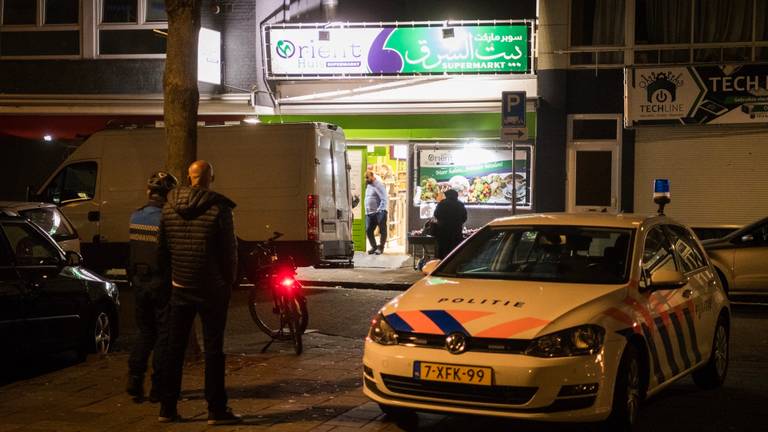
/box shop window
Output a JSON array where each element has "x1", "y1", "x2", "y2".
[
  {"x1": 0, "y1": 0, "x2": 80, "y2": 57},
  {"x1": 569, "y1": 0, "x2": 768, "y2": 66},
  {"x1": 2, "y1": 0, "x2": 36, "y2": 25},
  {"x1": 758, "y1": 1, "x2": 768, "y2": 41},
  {"x1": 0, "y1": 30, "x2": 80, "y2": 55},
  {"x1": 570, "y1": 0, "x2": 625, "y2": 47},
  {"x1": 415, "y1": 144, "x2": 533, "y2": 210},
  {"x1": 634, "y1": 48, "x2": 690, "y2": 65},
  {"x1": 570, "y1": 51, "x2": 624, "y2": 66},
  {"x1": 45, "y1": 0, "x2": 79, "y2": 24},
  {"x1": 694, "y1": 0, "x2": 752, "y2": 43},
  {"x1": 145, "y1": 0, "x2": 166, "y2": 22},
  {"x1": 98, "y1": 0, "x2": 167, "y2": 56},
  {"x1": 635, "y1": 0, "x2": 691, "y2": 45},
  {"x1": 100, "y1": 29, "x2": 166, "y2": 54},
  {"x1": 103, "y1": 0, "x2": 137, "y2": 22}
]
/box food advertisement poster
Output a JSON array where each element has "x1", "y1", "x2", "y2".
[
  {"x1": 415, "y1": 146, "x2": 532, "y2": 209},
  {"x1": 265, "y1": 22, "x2": 532, "y2": 78},
  {"x1": 625, "y1": 64, "x2": 768, "y2": 126}
]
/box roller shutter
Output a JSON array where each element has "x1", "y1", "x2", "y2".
[{"x1": 634, "y1": 125, "x2": 768, "y2": 226}]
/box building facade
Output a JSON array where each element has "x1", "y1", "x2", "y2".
[{"x1": 2, "y1": 0, "x2": 767, "y2": 254}]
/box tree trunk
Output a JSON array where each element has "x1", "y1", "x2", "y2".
[
  {"x1": 164, "y1": 0, "x2": 201, "y2": 183},
  {"x1": 164, "y1": 0, "x2": 202, "y2": 358}
]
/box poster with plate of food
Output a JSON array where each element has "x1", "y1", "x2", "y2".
[{"x1": 414, "y1": 146, "x2": 532, "y2": 208}]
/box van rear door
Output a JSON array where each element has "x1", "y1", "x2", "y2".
[
  {"x1": 331, "y1": 134, "x2": 352, "y2": 242},
  {"x1": 315, "y1": 127, "x2": 353, "y2": 261}
]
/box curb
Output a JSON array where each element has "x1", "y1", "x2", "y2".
[{"x1": 298, "y1": 279, "x2": 411, "y2": 291}]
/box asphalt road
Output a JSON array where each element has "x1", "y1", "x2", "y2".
[{"x1": 4, "y1": 285, "x2": 768, "y2": 431}]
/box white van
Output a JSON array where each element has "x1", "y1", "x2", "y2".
[{"x1": 34, "y1": 122, "x2": 354, "y2": 271}]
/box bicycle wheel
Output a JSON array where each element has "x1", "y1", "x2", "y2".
[
  {"x1": 248, "y1": 282, "x2": 287, "y2": 339},
  {"x1": 285, "y1": 296, "x2": 303, "y2": 355},
  {"x1": 293, "y1": 293, "x2": 309, "y2": 335}
]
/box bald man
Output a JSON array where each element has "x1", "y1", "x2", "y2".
[{"x1": 157, "y1": 160, "x2": 241, "y2": 424}]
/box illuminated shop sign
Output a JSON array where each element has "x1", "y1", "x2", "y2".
[
  {"x1": 264, "y1": 21, "x2": 533, "y2": 78},
  {"x1": 625, "y1": 64, "x2": 768, "y2": 126},
  {"x1": 415, "y1": 146, "x2": 533, "y2": 210}
]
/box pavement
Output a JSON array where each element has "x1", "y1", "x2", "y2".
[
  {"x1": 296, "y1": 252, "x2": 423, "y2": 291},
  {"x1": 0, "y1": 334, "x2": 391, "y2": 432}
]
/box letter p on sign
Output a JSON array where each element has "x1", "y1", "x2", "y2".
[{"x1": 502, "y1": 91, "x2": 526, "y2": 128}]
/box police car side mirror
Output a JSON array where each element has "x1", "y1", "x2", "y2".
[
  {"x1": 422, "y1": 259, "x2": 441, "y2": 275},
  {"x1": 649, "y1": 269, "x2": 686, "y2": 290}
]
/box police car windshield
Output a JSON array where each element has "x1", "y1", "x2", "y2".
[{"x1": 434, "y1": 226, "x2": 634, "y2": 284}]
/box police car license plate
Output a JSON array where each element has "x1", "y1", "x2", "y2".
[{"x1": 414, "y1": 361, "x2": 493, "y2": 386}]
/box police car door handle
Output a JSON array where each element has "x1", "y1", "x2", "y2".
[{"x1": 682, "y1": 288, "x2": 693, "y2": 298}]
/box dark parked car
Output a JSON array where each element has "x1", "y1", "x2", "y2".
[
  {"x1": 0, "y1": 201, "x2": 81, "y2": 254},
  {"x1": 0, "y1": 210, "x2": 119, "y2": 361},
  {"x1": 703, "y1": 216, "x2": 768, "y2": 297}
]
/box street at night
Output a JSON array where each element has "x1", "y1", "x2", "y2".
[
  {"x1": 1, "y1": 285, "x2": 767, "y2": 431},
  {"x1": 3, "y1": 0, "x2": 768, "y2": 430}
]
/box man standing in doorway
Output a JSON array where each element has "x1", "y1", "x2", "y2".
[
  {"x1": 158, "y1": 160, "x2": 241, "y2": 425},
  {"x1": 364, "y1": 170, "x2": 388, "y2": 255}
]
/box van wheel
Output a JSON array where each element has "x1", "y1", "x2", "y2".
[
  {"x1": 693, "y1": 316, "x2": 729, "y2": 389},
  {"x1": 602, "y1": 344, "x2": 642, "y2": 432}
]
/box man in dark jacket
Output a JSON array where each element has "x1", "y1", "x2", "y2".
[
  {"x1": 433, "y1": 188, "x2": 468, "y2": 259},
  {"x1": 126, "y1": 171, "x2": 178, "y2": 403},
  {"x1": 158, "y1": 160, "x2": 241, "y2": 425}
]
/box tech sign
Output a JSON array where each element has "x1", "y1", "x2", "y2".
[
  {"x1": 625, "y1": 64, "x2": 768, "y2": 126},
  {"x1": 264, "y1": 21, "x2": 532, "y2": 78}
]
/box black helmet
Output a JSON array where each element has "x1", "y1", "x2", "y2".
[{"x1": 147, "y1": 171, "x2": 178, "y2": 195}]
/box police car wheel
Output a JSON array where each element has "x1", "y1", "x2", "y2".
[
  {"x1": 603, "y1": 343, "x2": 642, "y2": 431},
  {"x1": 692, "y1": 316, "x2": 729, "y2": 389}
]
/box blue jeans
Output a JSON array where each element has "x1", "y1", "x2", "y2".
[{"x1": 365, "y1": 210, "x2": 388, "y2": 250}]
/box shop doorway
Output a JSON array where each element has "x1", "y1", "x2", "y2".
[
  {"x1": 349, "y1": 144, "x2": 408, "y2": 254},
  {"x1": 566, "y1": 115, "x2": 622, "y2": 213}
]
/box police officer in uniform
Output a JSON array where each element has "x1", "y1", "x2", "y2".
[{"x1": 126, "y1": 171, "x2": 178, "y2": 403}]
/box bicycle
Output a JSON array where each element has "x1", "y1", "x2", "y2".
[{"x1": 245, "y1": 232, "x2": 308, "y2": 355}]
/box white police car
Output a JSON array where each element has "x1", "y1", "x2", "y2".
[{"x1": 363, "y1": 211, "x2": 729, "y2": 429}]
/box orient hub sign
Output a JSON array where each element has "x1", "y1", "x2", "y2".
[{"x1": 265, "y1": 22, "x2": 533, "y2": 78}]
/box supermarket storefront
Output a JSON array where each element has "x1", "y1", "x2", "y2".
[{"x1": 261, "y1": 21, "x2": 538, "y2": 253}]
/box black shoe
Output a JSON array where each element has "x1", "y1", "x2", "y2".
[
  {"x1": 158, "y1": 406, "x2": 181, "y2": 423},
  {"x1": 207, "y1": 407, "x2": 243, "y2": 425},
  {"x1": 126, "y1": 375, "x2": 144, "y2": 401},
  {"x1": 367, "y1": 248, "x2": 378, "y2": 254},
  {"x1": 374, "y1": 247, "x2": 383, "y2": 255}
]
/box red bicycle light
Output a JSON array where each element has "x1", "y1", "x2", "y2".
[{"x1": 280, "y1": 276, "x2": 295, "y2": 289}]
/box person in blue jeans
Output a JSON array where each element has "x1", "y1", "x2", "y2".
[{"x1": 364, "y1": 170, "x2": 388, "y2": 254}]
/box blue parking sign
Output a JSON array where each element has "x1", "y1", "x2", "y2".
[{"x1": 502, "y1": 91, "x2": 526, "y2": 128}]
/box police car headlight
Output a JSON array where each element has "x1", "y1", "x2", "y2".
[
  {"x1": 525, "y1": 325, "x2": 605, "y2": 357},
  {"x1": 367, "y1": 313, "x2": 398, "y2": 345}
]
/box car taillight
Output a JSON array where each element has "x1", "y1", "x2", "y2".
[{"x1": 307, "y1": 194, "x2": 319, "y2": 241}]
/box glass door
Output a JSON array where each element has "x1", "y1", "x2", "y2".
[{"x1": 567, "y1": 115, "x2": 622, "y2": 213}]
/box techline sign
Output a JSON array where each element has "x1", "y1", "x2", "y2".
[
  {"x1": 625, "y1": 64, "x2": 768, "y2": 126},
  {"x1": 263, "y1": 21, "x2": 533, "y2": 78}
]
